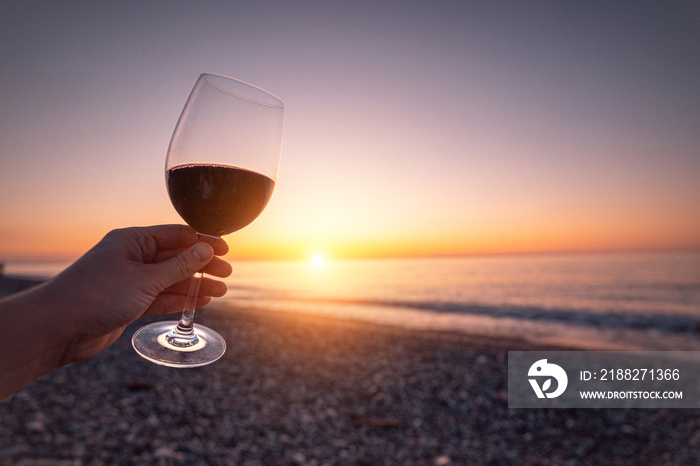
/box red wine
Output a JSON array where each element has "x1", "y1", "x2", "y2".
[{"x1": 167, "y1": 163, "x2": 275, "y2": 236}]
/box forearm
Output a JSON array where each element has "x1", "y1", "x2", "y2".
[{"x1": 0, "y1": 283, "x2": 69, "y2": 402}]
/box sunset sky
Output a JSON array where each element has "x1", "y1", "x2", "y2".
[{"x1": 1, "y1": 1, "x2": 699, "y2": 261}]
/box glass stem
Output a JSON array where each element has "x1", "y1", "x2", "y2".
[
  {"x1": 175, "y1": 270, "x2": 204, "y2": 335},
  {"x1": 164, "y1": 270, "x2": 203, "y2": 348},
  {"x1": 164, "y1": 233, "x2": 218, "y2": 348}
]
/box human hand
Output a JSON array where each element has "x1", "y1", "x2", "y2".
[
  {"x1": 0, "y1": 224, "x2": 233, "y2": 401},
  {"x1": 45, "y1": 224, "x2": 233, "y2": 365}
]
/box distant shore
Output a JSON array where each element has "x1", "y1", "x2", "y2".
[{"x1": 0, "y1": 274, "x2": 44, "y2": 296}]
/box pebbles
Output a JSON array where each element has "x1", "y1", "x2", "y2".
[{"x1": 1, "y1": 305, "x2": 698, "y2": 465}]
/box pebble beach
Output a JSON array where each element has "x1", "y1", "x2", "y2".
[{"x1": 0, "y1": 277, "x2": 698, "y2": 465}]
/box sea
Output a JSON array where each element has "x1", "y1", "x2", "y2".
[{"x1": 5, "y1": 251, "x2": 700, "y2": 350}]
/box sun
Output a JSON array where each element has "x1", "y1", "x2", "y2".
[{"x1": 311, "y1": 254, "x2": 325, "y2": 266}]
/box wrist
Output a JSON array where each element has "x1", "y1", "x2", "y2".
[{"x1": 0, "y1": 282, "x2": 71, "y2": 401}]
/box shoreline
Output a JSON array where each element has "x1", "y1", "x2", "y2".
[
  {"x1": 2, "y1": 273, "x2": 699, "y2": 351},
  {"x1": 204, "y1": 303, "x2": 568, "y2": 351},
  {"x1": 206, "y1": 299, "x2": 700, "y2": 351},
  {"x1": 0, "y1": 274, "x2": 44, "y2": 296}
]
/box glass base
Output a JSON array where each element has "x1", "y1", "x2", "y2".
[{"x1": 132, "y1": 321, "x2": 226, "y2": 368}]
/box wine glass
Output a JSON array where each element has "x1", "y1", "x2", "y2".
[{"x1": 132, "y1": 73, "x2": 284, "y2": 367}]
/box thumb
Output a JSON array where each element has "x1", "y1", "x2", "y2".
[{"x1": 151, "y1": 242, "x2": 215, "y2": 289}]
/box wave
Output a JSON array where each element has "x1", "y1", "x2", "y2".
[{"x1": 228, "y1": 287, "x2": 700, "y2": 335}]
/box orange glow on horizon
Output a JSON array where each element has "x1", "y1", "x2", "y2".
[
  {"x1": 1, "y1": 214, "x2": 699, "y2": 263},
  {"x1": 2, "y1": 171, "x2": 699, "y2": 263},
  {"x1": 219, "y1": 225, "x2": 700, "y2": 262}
]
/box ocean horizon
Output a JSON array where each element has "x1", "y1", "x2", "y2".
[{"x1": 6, "y1": 250, "x2": 700, "y2": 351}]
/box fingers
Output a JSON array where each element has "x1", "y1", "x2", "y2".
[
  {"x1": 212, "y1": 236, "x2": 228, "y2": 256},
  {"x1": 140, "y1": 224, "x2": 230, "y2": 254},
  {"x1": 149, "y1": 253, "x2": 231, "y2": 278},
  {"x1": 197, "y1": 235, "x2": 229, "y2": 256},
  {"x1": 165, "y1": 276, "x2": 229, "y2": 298},
  {"x1": 151, "y1": 239, "x2": 229, "y2": 264},
  {"x1": 148, "y1": 242, "x2": 215, "y2": 290},
  {"x1": 202, "y1": 257, "x2": 232, "y2": 278},
  {"x1": 144, "y1": 294, "x2": 213, "y2": 318},
  {"x1": 139, "y1": 224, "x2": 199, "y2": 251},
  {"x1": 145, "y1": 276, "x2": 226, "y2": 318}
]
